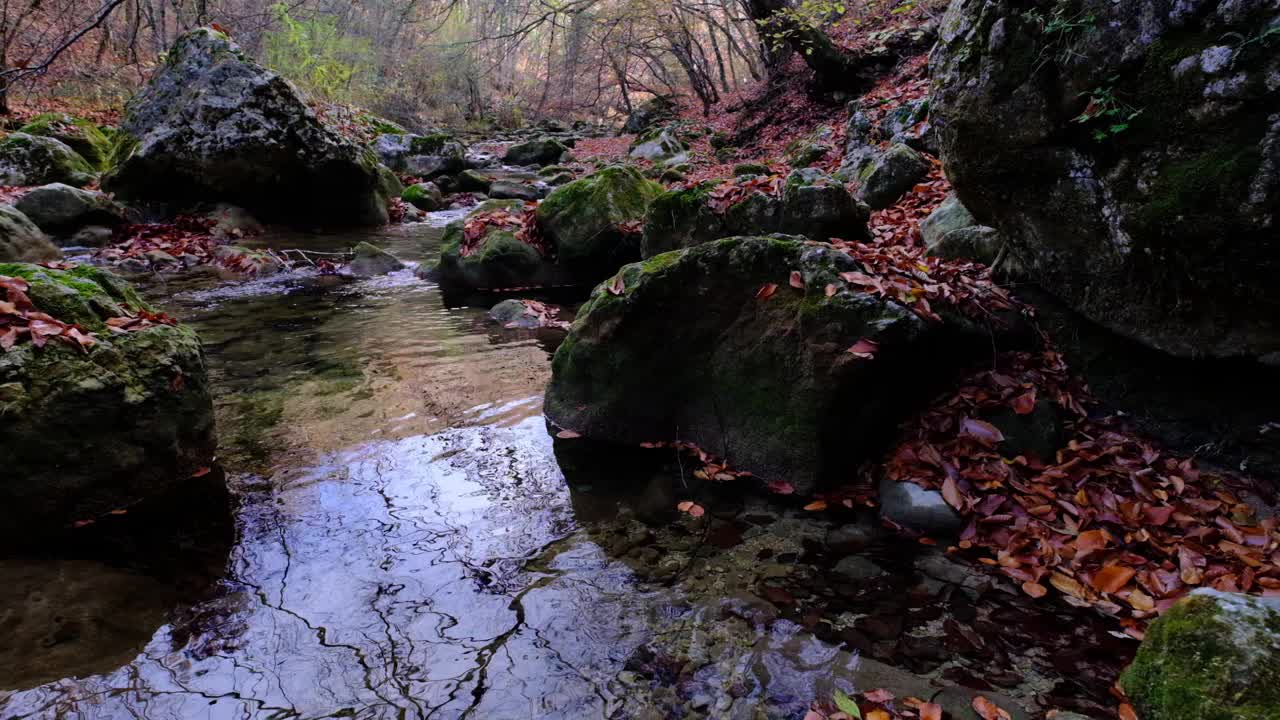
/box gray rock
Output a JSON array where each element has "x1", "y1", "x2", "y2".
[
  {"x1": 105, "y1": 28, "x2": 395, "y2": 226},
  {"x1": 503, "y1": 138, "x2": 569, "y2": 167},
  {"x1": 0, "y1": 133, "x2": 96, "y2": 188},
  {"x1": 0, "y1": 205, "x2": 61, "y2": 263},
  {"x1": 629, "y1": 128, "x2": 688, "y2": 166},
  {"x1": 931, "y1": 0, "x2": 1280, "y2": 360},
  {"x1": 403, "y1": 182, "x2": 445, "y2": 211},
  {"x1": 345, "y1": 242, "x2": 405, "y2": 277},
  {"x1": 404, "y1": 141, "x2": 467, "y2": 179},
  {"x1": 69, "y1": 225, "x2": 115, "y2": 248},
  {"x1": 855, "y1": 144, "x2": 930, "y2": 209},
  {"x1": 488, "y1": 180, "x2": 545, "y2": 201},
  {"x1": 455, "y1": 169, "x2": 493, "y2": 193},
  {"x1": 623, "y1": 96, "x2": 677, "y2": 135},
  {"x1": 789, "y1": 142, "x2": 830, "y2": 168},
  {"x1": 878, "y1": 476, "x2": 964, "y2": 536},
  {"x1": 920, "y1": 195, "x2": 977, "y2": 248},
  {"x1": 14, "y1": 183, "x2": 125, "y2": 235},
  {"x1": 826, "y1": 523, "x2": 874, "y2": 555},
  {"x1": 832, "y1": 555, "x2": 885, "y2": 583}
]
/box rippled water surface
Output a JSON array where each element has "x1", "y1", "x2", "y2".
[{"x1": 0, "y1": 217, "x2": 1131, "y2": 720}]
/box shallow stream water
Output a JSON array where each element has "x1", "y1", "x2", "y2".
[{"x1": 0, "y1": 215, "x2": 1132, "y2": 720}]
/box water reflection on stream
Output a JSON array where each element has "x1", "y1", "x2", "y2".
[{"x1": 0, "y1": 215, "x2": 1126, "y2": 719}]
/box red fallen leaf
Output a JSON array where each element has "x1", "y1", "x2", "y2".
[
  {"x1": 191, "y1": 466, "x2": 212, "y2": 478},
  {"x1": 847, "y1": 338, "x2": 880, "y2": 359},
  {"x1": 972, "y1": 696, "x2": 1011, "y2": 720},
  {"x1": 1022, "y1": 581, "x2": 1048, "y2": 598},
  {"x1": 767, "y1": 480, "x2": 795, "y2": 495},
  {"x1": 677, "y1": 501, "x2": 705, "y2": 518},
  {"x1": 71, "y1": 519, "x2": 95, "y2": 529},
  {"x1": 1091, "y1": 565, "x2": 1136, "y2": 594},
  {"x1": 803, "y1": 500, "x2": 828, "y2": 511},
  {"x1": 108, "y1": 509, "x2": 128, "y2": 516},
  {"x1": 756, "y1": 283, "x2": 778, "y2": 300},
  {"x1": 607, "y1": 274, "x2": 626, "y2": 296},
  {"x1": 1076, "y1": 528, "x2": 1112, "y2": 557},
  {"x1": 1118, "y1": 704, "x2": 1138, "y2": 720},
  {"x1": 919, "y1": 703, "x2": 943, "y2": 720},
  {"x1": 942, "y1": 476, "x2": 965, "y2": 510},
  {"x1": 863, "y1": 689, "x2": 895, "y2": 703},
  {"x1": 1011, "y1": 390, "x2": 1037, "y2": 415},
  {"x1": 789, "y1": 270, "x2": 805, "y2": 289},
  {"x1": 960, "y1": 417, "x2": 1005, "y2": 445},
  {"x1": 556, "y1": 429, "x2": 582, "y2": 439}
]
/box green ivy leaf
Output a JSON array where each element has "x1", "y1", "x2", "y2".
[{"x1": 834, "y1": 691, "x2": 862, "y2": 718}]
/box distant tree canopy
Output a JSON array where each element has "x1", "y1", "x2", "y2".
[{"x1": 0, "y1": 0, "x2": 923, "y2": 124}]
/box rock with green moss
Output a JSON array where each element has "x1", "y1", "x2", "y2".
[
  {"x1": 537, "y1": 165, "x2": 573, "y2": 178},
  {"x1": 789, "y1": 142, "x2": 831, "y2": 168},
  {"x1": 503, "y1": 138, "x2": 569, "y2": 167},
  {"x1": 641, "y1": 170, "x2": 869, "y2": 258},
  {"x1": 543, "y1": 172, "x2": 575, "y2": 186},
  {"x1": 536, "y1": 165, "x2": 664, "y2": 277},
  {"x1": 629, "y1": 127, "x2": 688, "y2": 166},
  {"x1": 489, "y1": 180, "x2": 545, "y2": 201},
  {"x1": 374, "y1": 133, "x2": 468, "y2": 178},
  {"x1": 733, "y1": 163, "x2": 771, "y2": 177},
  {"x1": 17, "y1": 113, "x2": 113, "y2": 170},
  {"x1": 855, "y1": 144, "x2": 930, "y2": 209},
  {"x1": 104, "y1": 28, "x2": 394, "y2": 226},
  {"x1": 15, "y1": 183, "x2": 127, "y2": 236},
  {"x1": 545, "y1": 236, "x2": 1022, "y2": 493},
  {"x1": 932, "y1": 0, "x2": 1280, "y2": 361},
  {"x1": 0, "y1": 205, "x2": 61, "y2": 263},
  {"x1": 344, "y1": 242, "x2": 405, "y2": 277},
  {"x1": 1120, "y1": 589, "x2": 1280, "y2": 720},
  {"x1": 0, "y1": 133, "x2": 96, "y2": 188},
  {"x1": 0, "y1": 263, "x2": 215, "y2": 539},
  {"x1": 456, "y1": 169, "x2": 494, "y2": 193},
  {"x1": 403, "y1": 182, "x2": 445, "y2": 211},
  {"x1": 428, "y1": 200, "x2": 555, "y2": 290},
  {"x1": 623, "y1": 96, "x2": 678, "y2": 135}
]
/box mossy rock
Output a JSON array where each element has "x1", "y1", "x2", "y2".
[
  {"x1": 545, "y1": 236, "x2": 1026, "y2": 493},
  {"x1": 536, "y1": 165, "x2": 664, "y2": 278},
  {"x1": 503, "y1": 138, "x2": 569, "y2": 167},
  {"x1": 402, "y1": 181, "x2": 444, "y2": 211},
  {"x1": 0, "y1": 263, "x2": 215, "y2": 539},
  {"x1": 1121, "y1": 590, "x2": 1280, "y2": 720},
  {"x1": 17, "y1": 113, "x2": 114, "y2": 171},
  {"x1": 0, "y1": 205, "x2": 61, "y2": 263},
  {"x1": 430, "y1": 200, "x2": 555, "y2": 290},
  {"x1": 0, "y1": 133, "x2": 96, "y2": 187},
  {"x1": 640, "y1": 181, "x2": 725, "y2": 258},
  {"x1": 537, "y1": 165, "x2": 573, "y2": 178},
  {"x1": 733, "y1": 163, "x2": 770, "y2": 177}
]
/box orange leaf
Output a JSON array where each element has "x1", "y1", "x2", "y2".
[
  {"x1": 1091, "y1": 565, "x2": 1136, "y2": 594},
  {"x1": 863, "y1": 689, "x2": 895, "y2": 703},
  {"x1": 191, "y1": 466, "x2": 212, "y2": 478},
  {"x1": 756, "y1": 283, "x2": 778, "y2": 300},
  {"x1": 960, "y1": 417, "x2": 1005, "y2": 445},
  {"x1": 1076, "y1": 529, "x2": 1111, "y2": 557},
  {"x1": 920, "y1": 703, "x2": 942, "y2": 720},
  {"x1": 1118, "y1": 704, "x2": 1138, "y2": 720},
  {"x1": 803, "y1": 500, "x2": 828, "y2": 511},
  {"x1": 1022, "y1": 581, "x2": 1048, "y2": 598},
  {"x1": 867, "y1": 711, "x2": 891, "y2": 720},
  {"x1": 789, "y1": 270, "x2": 805, "y2": 289},
  {"x1": 825, "y1": 283, "x2": 838, "y2": 297},
  {"x1": 677, "y1": 501, "x2": 705, "y2": 518},
  {"x1": 1011, "y1": 390, "x2": 1036, "y2": 415},
  {"x1": 972, "y1": 696, "x2": 1012, "y2": 720}
]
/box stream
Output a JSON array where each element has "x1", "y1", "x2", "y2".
[{"x1": 0, "y1": 213, "x2": 1133, "y2": 720}]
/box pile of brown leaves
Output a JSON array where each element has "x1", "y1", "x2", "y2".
[
  {"x1": 868, "y1": 161, "x2": 951, "y2": 248},
  {"x1": 827, "y1": 239, "x2": 1017, "y2": 324},
  {"x1": 105, "y1": 308, "x2": 180, "y2": 332},
  {"x1": 0, "y1": 273, "x2": 97, "y2": 353},
  {"x1": 97, "y1": 216, "x2": 279, "y2": 275},
  {"x1": 805, "y1": 687, "x2": 1011, "y2": 720},
  {"x1": 461, "y1": 202, "x2": 549, "y2": 257},
  {"x1": 884, "y1": 351, "x2": 1280, "y2": 623}
]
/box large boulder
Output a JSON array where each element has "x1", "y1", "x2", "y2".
[
  {"x1": 622, "y1": 96, "x2": 678, "y2": 135},
  {"x1": 15, "y1": 183, "x2": 127, "y2": 236},
  {"x1": 921, "y1": 194, "x2": 1004, "y2": 266},
  {"x1": 374, "y1": 133, "x2": 468, "y2": 178},
  {"x1": 17, "y1": 113, "x2": 114, "y2": 170},
  {"x1": 536, "y1": 165, "x2": 664, "y2": 277},
  {"x1": 629, "y1": 127, "x2": 688, "y2": 166},
  {"x1": 344, "y1": 242, "x2": 405, "y2": 277},
  {"x1": 855, "y1": 143, "x2": 931, "y2": 209},
  {"x1": 0, "y1": 263, "x2": 215, "y2": 538},
  {"x1": 104, "y1": 28, "x2": 395, "y2": 226},
  {"x1": 545, "y1": 236, "x2": 1022, "y2": 494},
  {"x1": 931, "y1": 0, "x2": 1280, "y2": 361},
  {"x1": 503, "y1": 138, "x2": 569, "y2": 167},
  {"x1": 0, "y1": 133, "x2": 96, "y2": 188},
  {"x1": 402, "y1": 181, "x2": 444, "y2": 211},
  {"x1": 0, "y1": 206, "x2": 61, "y2": 263},
  {"x1": 641, "y1": 170, "x2": 870, "y2": 258},
  {"x1": 1120, "y1": 589, "x2": 1279, "y2": 720}
]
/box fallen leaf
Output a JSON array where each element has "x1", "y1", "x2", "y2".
[
  {"x1": 972, "y1": 696, "x2": 1011, "y2": 720},
  {"x1": 1022, "y1": 581, "x2": 1048, "y2": 598},
  {"x1": 1118, "y1": 703, "x2": 1138, "y2": 720},
  {"x1": 919, "y1": 703, "x2": 942, "y2": 720},
  {"x1": 767, "y1": 480, "x2": 795, "y2": 495},
  {"x1": 556, "y1": 429, "x2": 582, "y2": 439},
  {"x1": 863, "y1": 689, "x2": 894, "y2": 704},
  {"x1": 847, "y1": 338, "x2": 881, "y2": 359},
  {"x1": 1076, "y1": 529, "x2": 1111, "y2": 557},
  {"x1": 677, "y1": 501, "x2": 705, "y2": 518},
  {"x1": 1011, "y1": 390, "x2": 1037, "y2": 415},
  {"x1": 866, "y1": 711, "x2": 890, "y2": 720},
  {"x1": 942, "y1": 476, "x2": 965, "y2": 510},
  {"x1": 191, "y1": 466, "x2": 212, "y2": 478},
  {"x1": 960, "y1": 417, "x2": 1005, "y2": 445},
  {"x1": 834, "y1": 690, "x2": 861, "y2": 718},
  {"x1": 607, "y1": 274, "x2": 626, "y2": 296},
  {"x1": 756, "y1": 283, "x2": 778, "y2": 300},
  {"x1": 790, "y1": 270, "x2": 805, "y2": 289},
  {"x1": 1091, "y1": 565, "x2": 1136, "y2": 594},
  {"x1": 803, "y1": 500, "x2": 828, "y2": 511}
]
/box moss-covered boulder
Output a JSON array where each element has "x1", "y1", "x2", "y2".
[
  {"x1": 0, "y1": 133, "x2": 96, "y2": 188},
  {"x1": 344, "y1": 242, "x2": 405, "y2": 277},
  {"x1": 545, "y1": 236, "x2": 1020, "y2": 493},
  {"x1": 104, "y1": 28, "x2": 394, "y2": 226},
  {"x1": 429, "y1": 200, "x2": 554, "y2": 290},
  {"x1": 536, "y1": 165, "x2": 664, "y2": 277},
  {"x1": 17, "y1": 113, "x2": 113, "y2": 170},
  {"x1": 622, "y1": 96, "x2": 678, "y2": 135},
  {"x1": 0, "y1": 206, "x2": 61, "y2": 263},
  {"x1": 503, "y1": 138, "x2": 569, "y2": 167},
  {"x1": 14, "y1": 183, "x2": 127, "y2": 236},
  {"x1": 641, "y1": 170, "x2": 869, "y2": 258},
  {"x1": 1120, "y1": 589, "x2": 1280, "y2": 720},
  {"x1": 629, "y1": 127, "x2": 688, "y2": 166},
  {"x1": 0, "y1": 263, "x2": 215, "y2": 538},
  {"x1": 855, "y1": 143, "x2": 930, "y2": 209},
  {"x1": 931, "y1": 0, "x2": 1280, "y2": 360},
  {"x1": 402, "y1": 181, "x2": 444, "y2": 211}
]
